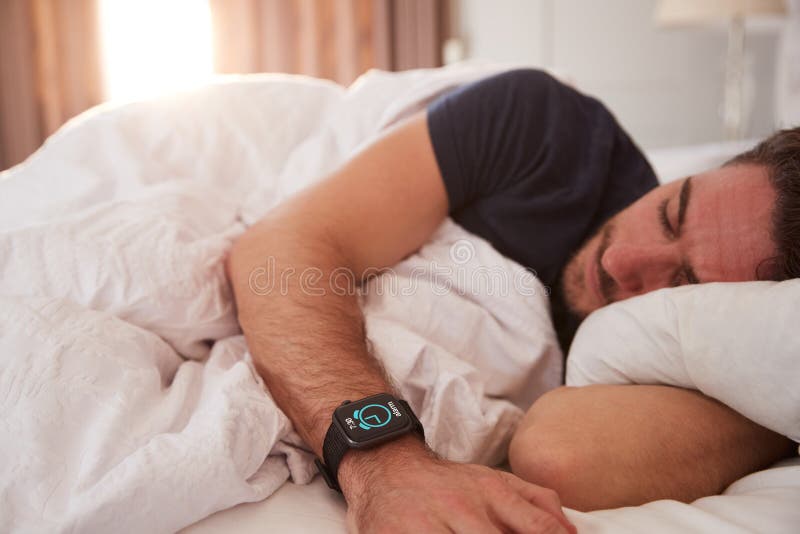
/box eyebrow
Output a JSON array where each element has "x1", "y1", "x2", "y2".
[
  {"x1": 678, "y1": 177, "x2": 700, "y2": 283},
  {"x1": 676, "y1": 176, "x2": 693, "y2": 236},
  {"x1": 658, "y1": 176, "x2": 702, "y2": 285}
]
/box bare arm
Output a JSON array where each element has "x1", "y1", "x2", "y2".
[
  {"x1": 508, "y1": 384, "x2": 796, "y2": 511},
  {"x1": 227, "y1": 112, "x2": 575, "y2": 533},
  {"x1": 228, "y1": 113, "x2": 448, "y2": 451}
]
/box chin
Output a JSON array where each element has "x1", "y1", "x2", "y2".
[{"x1": 561, "y1": 257, "x2": 591, "y2": 318}]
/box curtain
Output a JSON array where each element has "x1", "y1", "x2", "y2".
[
  {"x1": 0, "y1": 0, "x2": 103, "y2": 170},
  {"x1": 0, "y1": 0, "x2": 445, "y2": 170},
  {"x1": 210, "y1": 0, "x2": 445, "y2": 85}
]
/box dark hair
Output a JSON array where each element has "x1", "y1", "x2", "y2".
[{"x1": 727, "y1": 126, "x2": 800, "y2": 281}]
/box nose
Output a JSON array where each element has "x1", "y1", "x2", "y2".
[{"x1": 600, "y1": 242, "x2": 679, "y2": 295}]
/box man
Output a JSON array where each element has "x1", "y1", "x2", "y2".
[{"x1": 226, "y1": 69, "x2": 797, "y2": 533}]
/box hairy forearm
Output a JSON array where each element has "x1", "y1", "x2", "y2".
[
  {"x1": 227, "y1": 214, "x2": 439, "y2": 507},
  {"x1": 225, "y1": 113, "x2": 453, "y2": 510},
  {"x1": 227, "y1": 219, "x2": 391, "y2": 453}
]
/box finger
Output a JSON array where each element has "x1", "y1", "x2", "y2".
[
  {"x1": 447, "y1": 508, "x2": 504, "y2": 534},
  {"x1": 499, "y1": 472, "x2": 577, "y2": 534},
  {"x1": 346, "y1": 509, "x2": 360, "y2": 534},
  {"x1": 362, "y1": 514, "x2": 446, "y2": 534},
  {"x1": 489, "y1": 490, "x2": 568, "y2": 534}
]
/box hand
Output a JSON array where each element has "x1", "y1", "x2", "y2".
[{"x1": 340, "y1": 440, "x2": 577, "y2": 534}]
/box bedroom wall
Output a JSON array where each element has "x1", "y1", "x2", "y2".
[
  {"x1": 450, "y1": 0, "x2": 785, "y2": 149},
  {"x1": 776, "y1": 0, "x2": 800, "y2": 127}
]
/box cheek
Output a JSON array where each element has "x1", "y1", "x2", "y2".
[
  {"x1": 722, "y1": 229, "x2": 776, "y2": 280},
  {"x1": 613, "y1": 203, "x2": 655, "y2": 241},
  {"x1": 563, "y1": 244, "x2": 586, "y2": 288},
  {"x1": 685, "y1": 219, "x2": 774, "y2": 283},
  {"x1": 564, "y1": 222, "x2": 604, "y2": 289}
]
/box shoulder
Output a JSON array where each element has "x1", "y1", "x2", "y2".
[
  {"x1": 432, "y1": 68, "x2": 606, "y2": 126},
  {"x1": 450, "y1": 68, "x2": 585, "y2": 103},
  {"x1": 482, "y1": 68, "x2": 564, "y2": 89}
]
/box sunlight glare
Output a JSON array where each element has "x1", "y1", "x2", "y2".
[{"x1": 99, "y1": 0, "x2": 214, "y2": 101}]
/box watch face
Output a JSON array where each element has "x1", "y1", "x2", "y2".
[{"x1": 334, "y1": 393, "x2": 412, "y2": 445}]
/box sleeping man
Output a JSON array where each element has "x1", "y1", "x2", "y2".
[{"x1": 226, "y1": 70, "x2": 798, "y2": 533}]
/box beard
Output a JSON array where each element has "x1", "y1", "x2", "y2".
[{"x1": 561, "y1": 221, "x2": 617, "y2": 318}]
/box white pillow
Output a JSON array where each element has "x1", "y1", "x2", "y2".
[{"x1": 567, "y1": 281, "x2": 800, "y2": 444}]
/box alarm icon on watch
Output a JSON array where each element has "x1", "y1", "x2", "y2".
[{"x1": 352, "y1": 403, "x2": 392, "y2": 430}]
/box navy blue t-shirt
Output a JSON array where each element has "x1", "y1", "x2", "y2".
[{"x1": 426, "y1": 69, "x2": 657, "y2": 349}]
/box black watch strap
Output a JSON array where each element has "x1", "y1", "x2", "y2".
[
  {"x1": 315, "y1": 399, "x2": 423, "y2": 492},
  {"x1": 316, "y1": 416, "x2": 351, "y2": 491}
]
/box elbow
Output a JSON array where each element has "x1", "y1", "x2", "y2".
[
  {"x1": 225, "y1": 214, "x2": 300, "y2": 282},
  {"x1": 224, "y1": 218, "x2": 351, "y2": 306},
  {"x1": 225, "y1": 220, "x2": 290, "y2": 310},
  {"x1": 509, "y1": 434, "x2": 591, "y2": 512},
  {"x1": 508, "y1": 393, "x2": 590, "y2": 511},
  {"x1": 508, "y1": 426, "x2": 575, "y2": 492}
]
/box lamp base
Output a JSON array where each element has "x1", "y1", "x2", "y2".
[{"x1": 723, "y1": 15, "x2": 745, "y2": 140}]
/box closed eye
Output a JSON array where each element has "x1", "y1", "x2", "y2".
[{"x1": 658, "y1": 198, "x2": 674, "y2": 238}]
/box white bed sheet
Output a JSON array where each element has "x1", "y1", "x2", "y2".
[
  {"x1": 0, "y1": 63, "x2": 561, "y2": 533},
  {"x1": 182, "y1": 458, "x2": 800, "y2": 534}
]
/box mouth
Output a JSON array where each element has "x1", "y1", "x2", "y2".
[
  {"x1": 585, "y1": 242, "x2": 603, "y2": 305},
  {"x1": 587, "y1": 225, "x2": 614, "y2": 307}
]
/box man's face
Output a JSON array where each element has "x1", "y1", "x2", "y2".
[{"x1": 562, "y1": 163, "x2": 777, "y2": 317}]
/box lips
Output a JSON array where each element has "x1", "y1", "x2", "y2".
[
  {"x1": 584, "y1": 238, "x2": 605, "y2": 306},
  {"x1": 587, "y1": 250, "x2": 604, "y2": 303}
]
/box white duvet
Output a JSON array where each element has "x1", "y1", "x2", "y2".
[
  {"x1": 0, "y1": 64, "x2": 563, "y2": 533},
  {"x1": 0, "y1": 64, "x2": 797, "y2": 534}
]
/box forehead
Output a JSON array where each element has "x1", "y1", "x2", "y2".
[{"x1": 684, "y1": 163, "x2": 777, "y2": 281}]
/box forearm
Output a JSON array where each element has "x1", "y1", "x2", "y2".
[
  {"x1": 227, "y1": 213, "x2": 439, "y2": 506},
  {"x1": 508, "y1": 385, "x2": 795, "y2": 510},
  {"x1": 226, "y1": 112, "x2": 451, "y2": 510},
  {"x1": 228, "y1": 219, "x2": 393, "y2": 454}
]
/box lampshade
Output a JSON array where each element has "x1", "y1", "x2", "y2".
[{"x1": 655, "y1": 0, "x2": 787, "y2": 26}]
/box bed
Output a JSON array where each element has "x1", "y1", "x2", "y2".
[
  {"x1": 1, "y1": 63, "x2": 797, "y2": 533},
  {"x1": 182, "y1": 137, "x2": 800, "y2": 534}
]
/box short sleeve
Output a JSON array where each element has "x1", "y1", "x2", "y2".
[
  {"x1": 428, "y1": 69, "x2": 603, "y2": 209},
  {"x1": 426, "y1": 69, "x2": 657, "y2": 290}
]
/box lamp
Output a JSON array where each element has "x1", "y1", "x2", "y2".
[{"x1": 655, "y1": 0, "x2": 787, "y2": 140}]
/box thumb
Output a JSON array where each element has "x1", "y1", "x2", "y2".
[{"x1": 499, "y1": 472, "x2": 577, "y2": 534}]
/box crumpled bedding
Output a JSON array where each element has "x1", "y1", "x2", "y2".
[
  {"x1": 0, "y1": 64, "x2": 563, "y2": 533},
  {"x1": 2, "y1": 63, "x2": 798, "y2": 534}
]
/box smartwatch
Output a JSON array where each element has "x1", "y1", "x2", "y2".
[{"x1": 315, "y1": 393, "x2": 425, "y2": 492}]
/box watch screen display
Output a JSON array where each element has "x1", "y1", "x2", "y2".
[{"x1": 335, "y1": 393, "x2": 411, "y2": 444}]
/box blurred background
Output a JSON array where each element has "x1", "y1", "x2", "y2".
[{"x1": 1, "y1": 0, "x2": 798, "y2": 170}]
